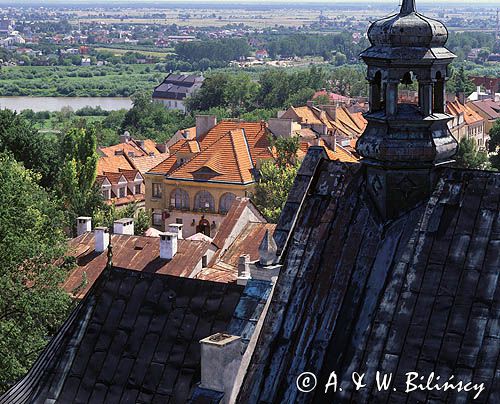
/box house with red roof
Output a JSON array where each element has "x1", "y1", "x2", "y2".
[{"x1": 144, "y1": 116, "x2": 274, "y2": 238}]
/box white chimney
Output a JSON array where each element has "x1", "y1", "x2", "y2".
[
  {"x1": 159, "y1": 231, "x2": 178, "y2": 260},
  {"x1": 167, "y1": 223, "x2": 183, "y2": 239},
  {"x1": 113, "y1": 218, "x2": 134, "y2": 235},
  {"x1": 94, "y1": 227, "x2": 110, "y2": 253},
  {"x1": 120, "y1": 131, "x2": 131, "y2": 143},
  {"x1": 196, "y1": 115, "x2": 217, "y2": 139},
  {"x1": 76, "y1": 216, "x2": 91, "y2": 236},
  {"x1": 237, "y1": 254, "x2": 251, "y2": 286},
  {"x1": 200, "y1": 333, "x2": 243, "y2": 396}
]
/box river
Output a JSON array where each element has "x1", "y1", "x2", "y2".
[{"x1": 0, "y1": 96, "x2": 133, "y2": 112}]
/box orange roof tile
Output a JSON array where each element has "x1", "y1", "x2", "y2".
[
  {"x1": 169, "y1": 129, "x2": 255, "y2": 183},
  {"x1": 105, "y1": 193, "x2": 145, "y2": 207},
  {"x1": 149, "y1": 121, "x2": 272, "y2": 184},
  {"x1": 118, "y1": 169, "x2": 142, "y2": 181},
  {"x1": 100, "y1": 171, "x2": 127, "y2": 184},
  {"x1": 97, "y1": 154, "x2": 134, "y2": 175},
  {"x1": 129, "y1": 153, "x2": 169, "y2": 174},
  {"x1": 447, "y1": 100, "x2": 484, "y2": 125}
]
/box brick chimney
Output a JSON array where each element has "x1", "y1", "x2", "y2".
[
  {"x1": 200, "y1": 333, "x2": 243, "y2": 397},
  {"x1": 196, "y1": 115, "x2": 217, "y2": 139},
  {"x1": 94, "y1": 227, "x2": 110, "y2": 253},
  {"x1": 113, "y1": 218, "x2": 134, "y2": 235},
  {"x1": 167, "y1": 223, "x2": 183, "y2": 240},
  {"x1": 76, "y1": 216, "x2": 91, "y2": 236},
  {"x1": 159, "y1": 231, "x2": 178, "y2": 260}
]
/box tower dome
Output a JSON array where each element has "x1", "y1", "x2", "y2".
[{"x1": 367, "y1": 0, "x2": 448, "y2": 48}]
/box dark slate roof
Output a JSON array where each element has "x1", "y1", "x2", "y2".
[
  {"x1": 152, "y1": 73, "x2": 202, "y2": 100},
  {"x1": 227, "y1": 279, "x2": 274, "y2": 349},
  {"x1": 189, "y1": 278, "x2": 274, "y2": 403},
  {"x1": 237, "y1": 151, "x2": 500, "y2": 403},
  {"x1": 1, "y1": 267, "x2": 243, "y2": 404}
]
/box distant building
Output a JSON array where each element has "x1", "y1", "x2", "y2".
[
  {"x1": 446, "y1": 99, "x2": 487, "y2": 148},
  {"x1": 468, "y1": 99, "x2": 500, "y2": 136},
  {"x1": 255, "y1": 49, "x2": 268, "y2": 60},
  {"x1": 152, "y1": 73, "x2": 204, "y2": 113},
  {"x1": 96, "y1": 136, "x2": 169, "y2": 208},
  {"x1": 0, "y1": 18, "x2": 13, "y2": 34},
  {"x1": 80, "y1": 57, "x2": 91, "y2": 66},
  {"x1": 470, "y1": 76, "x2": 500, "y2": 94}
]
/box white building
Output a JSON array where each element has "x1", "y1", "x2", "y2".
[{"x1": 152, "y1": 73, "x2": 204, "y2": 113}]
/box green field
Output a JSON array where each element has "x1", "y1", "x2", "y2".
[
  {"x1": 0, "y1": 65, "x2": 165, "y2": 97},
  {"x1": 95, "y1": 47, "x2": 174, "y2": 58}
]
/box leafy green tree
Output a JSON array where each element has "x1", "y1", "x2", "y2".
[
  {"x1": 448, "y1": 66, "x2": 475, "y2": 96},
  {"x1": 254, "y1": 136, "x2": 300, "y2": 223},
  {"x1": 285, "y1": 87, "x2": 315, "y2": 107},
  {"x1": 122, "y1": 92, "x2": 195, "y2": 142},
  {"x1": 488, "y1": 119, "x2": 500, "y2": 170},
  {"x1": 94, "y1": 202, "x2": 151, "y2": 236},
  {"x1": 57, "y1": 127, "x2": 103, "y2": 234},
  {"x1": 0, "y1": 154, "x2": 71, "y2": 392},
  {"x1": 223, "y1": 74, "x2": 259, "y2": 115},
  {"x1": 0, "y1": 110, "x2": 61, "y2": 188},
  {"x1": 334, "y1": 52, "x2": 347, "y2": 66},
  {"x1": 186, "y1": 73, "x2": 230, "y2": 112},
  {"x1": 455, "y1": 137, "x2": 489, "y2": 169},
  {"x1": 254, "y1": 159, "x2": 300, "y2": 223}
]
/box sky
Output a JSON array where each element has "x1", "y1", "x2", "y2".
[{"x1": 6, "y1": 0, "x2": 500, "y2": 3}]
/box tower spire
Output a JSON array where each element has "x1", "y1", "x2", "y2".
[{"x1": 401, "y1": 0, "x2": 416, "y2": 15}]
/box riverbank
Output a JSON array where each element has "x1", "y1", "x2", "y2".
[{"x1": 0, "y1": 96, "x2": 133, "y2": 113}]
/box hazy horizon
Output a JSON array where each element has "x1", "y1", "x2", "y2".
[{"x1": 3, "y1": 0, "x2": 499, "y2": 4}]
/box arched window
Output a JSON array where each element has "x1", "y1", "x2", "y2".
[
  {"x1": 170, "y1": 188, "x2": 190, "y2": 210},
  {"x1": 194, "y1": 190, "x2": 215, "y2": 212},
  {"x1": 433, "y1": 71, "x2": 445, "y2": 114},
  {"x1": 219, "y1": 192, "x2": 236, "y2": 214},
  {"x1": 370, "y1": 71, "x2": 383, "y2": 112}
]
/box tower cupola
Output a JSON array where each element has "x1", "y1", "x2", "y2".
[{"x1": 357, "y1": 0, "x2": 458, "y2": 220}]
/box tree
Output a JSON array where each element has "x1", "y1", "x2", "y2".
[
  {"x1": 448, "y1": 66, "x2": 475, "y2": 96},
  {"x1": 0, "y1": 110, "x2": 61, "y2": 189},
  {"x1": 455, "y1": 137, "x2": 489, "y2": 169},
  {"x1": 0, "y1": 154, "x2": 71, "y2": 392},
  {"x1": 488, "y1": 119, "x2": 500, "y2": 170},
  {"x1": 254, "y1": 136, "x2": 300, "y2": 223},
  {"x1": 285, "y1": 87, "x2": 315, "y2": 107},
  {"x1": 122, "y1": 92, "x2": 194, "y2": 142},
  {"x1": 94, "y1": 202, "x2": 151, "y2": 236},
  {"x1": 223, "y1": 74, "x2": 259, "y2": 115},
  {"x1": 186, "y1": 73, "x2": 229, "y2": 112},
  {"x1": 56, "y1": 127, "x2": 103, "y2": 234}
]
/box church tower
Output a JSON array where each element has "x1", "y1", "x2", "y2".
[{"x1": 357, "y1": 0, "x2": 458, "y2": 220}]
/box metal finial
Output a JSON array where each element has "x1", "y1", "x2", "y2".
[
  {"x1": 106, "y1": 242, "x2": 113, "y2": 270},
  {"x1": 401, "y1": 0, "x2": 416, "y2": 15}
]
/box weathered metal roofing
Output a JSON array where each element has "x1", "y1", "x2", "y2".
[
  {"x1": 237, "y1": 157, "x2": 500, "y2": 403},
  {"x1": 64, "y1": 233, "x2": 211, "y2": 297},
  {"x1": 0, "y1": 267, "x2": 243, "y2": 404}
]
